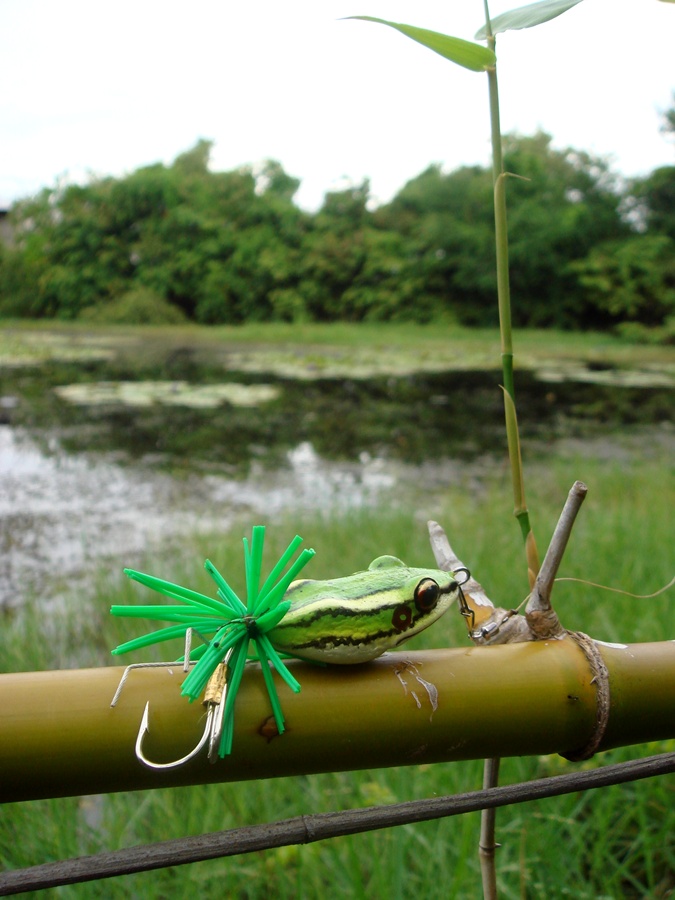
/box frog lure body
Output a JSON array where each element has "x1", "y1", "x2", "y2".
[{"x1": 268, "y1": 555, "x2": 460, "y2": 664}]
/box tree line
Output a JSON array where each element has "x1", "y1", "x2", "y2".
[{"x1": 0, "y1": 131, "x2": 673, "y2": 333}]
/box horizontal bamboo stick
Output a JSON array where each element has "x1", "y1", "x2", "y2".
[
  {"x1": 1, "y1": 640, "x2": 674, "y2": 803},
  {"x1": 3, "y1": 753, "x2": 674, "y2": 895}
]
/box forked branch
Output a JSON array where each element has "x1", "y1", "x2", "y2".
[{"x1": 428, "y1": 480, "x2": 588, "y2": 646}]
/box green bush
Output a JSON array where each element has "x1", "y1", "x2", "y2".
[
  {"x1": 3, "y1": 135, "x2": 673, "y2": 329},
  {"x1": 616, "y1": 315, "x2": 675, "y2": 345},
  {"x1": 572, "y1": 234, "x2": 675, "y2": 328},
  {"x1": 79, "y1": 287, "x2": 188, "y2": 325}
]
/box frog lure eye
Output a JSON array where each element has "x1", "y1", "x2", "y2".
[{"x1": 110, "y1": 527, "x2": 468, "y2": 768}]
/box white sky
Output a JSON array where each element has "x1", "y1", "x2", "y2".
[{"x1": 1, "y1": 0, "x2": 673, "y2": 211}]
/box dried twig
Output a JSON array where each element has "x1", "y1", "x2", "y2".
[
  {"x1": 525, "y1": 481, "x2": 587, "y2": 640},
  {"x1": 479, "y1": 757, "x2": 501, "y2": 900}
]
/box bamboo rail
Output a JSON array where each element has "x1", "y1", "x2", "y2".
[
  {"x1": 2, "y1": 639, "x2": 674, "y2": 803},
  {"x1": 2, "y1": 752, "x2": 674, "y2": 895}
]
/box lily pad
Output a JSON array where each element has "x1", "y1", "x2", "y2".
[
  {"x1": 53, "y1": 381, "x2": 280, "y2": 408},
  {"x1": 223, "y1": 347, "x2": 498, "y2": 380},
  {"x1": 534, "y1": 366, "x2": 675, "y2": 389}
]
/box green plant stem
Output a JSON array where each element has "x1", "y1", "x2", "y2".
[
  {"x1": 486, "y1": 66, "x2": 512, "y2": 374},
  {"x1": 483, "y1": 5, "x2": 539, "y2": 578},
  {"x1": 482, "y1": 12, "x2": 513, "y2": 895}
]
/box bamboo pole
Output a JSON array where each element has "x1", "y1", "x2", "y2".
[{"x1": 1, "y1": 640, "x2": 674, "y2": 803}]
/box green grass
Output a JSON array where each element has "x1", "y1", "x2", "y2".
[
  {"x1": 1, "y1": 319, "x2": 674, "y2": 376},
  {"x1": 1, "y1": 446, "x2": 673, "y2": 898}
]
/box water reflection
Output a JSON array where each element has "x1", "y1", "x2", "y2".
[
  {"x1": 1, "y1": 357, "x2": 672, "y2": 610},
  {"x1": 1, "y1": 428, "x2": 474, "y2": 609}
]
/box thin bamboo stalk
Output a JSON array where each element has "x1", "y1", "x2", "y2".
[
  {"x1": 2, "y1": 752, "x2": 674, "y2": 896},
  {"x1": 1, "y1": 640, "x2": 674, "y2": 803},
  {"x1": 479, "y1": 756, "x2": 500, "y2": 900}
]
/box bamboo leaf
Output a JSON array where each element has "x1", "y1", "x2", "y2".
[
  {"x1": 347, "y1": 17, "x2": 495, "y2": 72},
  {"x1": 475, "y1": 0, "x2": 585, "y2": 39}
]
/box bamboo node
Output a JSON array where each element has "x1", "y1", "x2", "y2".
[{"x1": 561, "y1": 631, "x2": 611, "y2": 761}]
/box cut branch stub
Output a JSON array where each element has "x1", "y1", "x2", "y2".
[
  {"x1": 427, "y1": 520, "x2": 497, "y2": 630},
  {"x1": 428, "y1": 479, "x2": 588, "y2": 646},
  {"x1": 525, "y1": 480, "x2": 587, "y2": 639}
]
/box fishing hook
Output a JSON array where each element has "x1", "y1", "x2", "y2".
[
  {"x1": 134, "y1": 654, "x2": 231, "y2": 770},
  {"x1": 111, "y1": 628, "x2": 233, "y2": 769}
]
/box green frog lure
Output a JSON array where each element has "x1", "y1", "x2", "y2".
[{"x1": 110, "y1": 526, "x2": 466, "y2": 768}]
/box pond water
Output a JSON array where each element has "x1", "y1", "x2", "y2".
[{"x1": 1, "y1": 344, "x2": 673, "y2": 610}]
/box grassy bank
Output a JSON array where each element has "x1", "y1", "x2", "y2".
[
  {"x1": 1, "y1": 445, "x2": 673, "y2": 898},
  {"x1": 1, "y1": 320, "x2": 674, "y2": 379}
]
